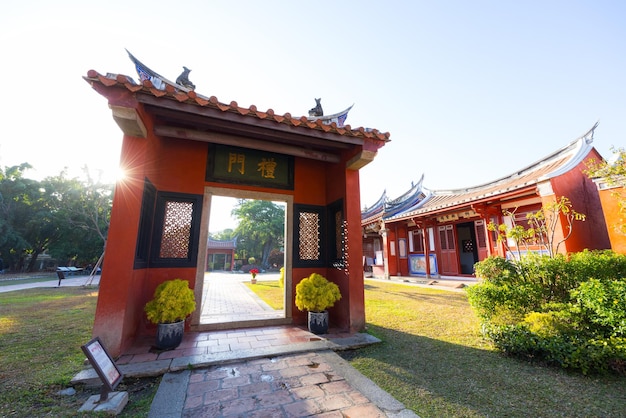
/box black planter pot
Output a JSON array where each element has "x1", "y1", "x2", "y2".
[
  {"x1": 308, "y1": 311, "x2": 329, "y2": 334},
  {"x1": 155, "y1": 320, "x2": 185, "y2": 350}
]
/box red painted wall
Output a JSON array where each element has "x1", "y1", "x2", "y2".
[
  {"x1": 598, "y1": 186, "x2": 626, "y2": 253},
  {"x1": 94, "y1": 100, "x2": 372, "y2": 355},
  {"x1": 549, "y1": 150, "x2": 611, "y2": 253}
]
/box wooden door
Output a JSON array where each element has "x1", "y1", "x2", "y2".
[
  {"x1": 474, "y1": 220, "x2": 489, "y2": 261},
  {"x1": 438, "y1": 225, "x2": 459, "y2": 275}
]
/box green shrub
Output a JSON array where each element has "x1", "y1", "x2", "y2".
[
  {"x1": 568, "y1": 250, "x2": 626, "y2": 283},
  {"x1": 278, "y1": 267, "x2": 284, "y2": 289},
  {"x1": 523, "y1": 307, "x2": 575, "y2": 337},
  {"x1": 295, "y1": 273, "x2": 341, "y2": 312},
  {"x1": 470, "y1": 250, "x2": 626, "y2": 375},
  {"x1": 466, "y1": 280, "x2": 543, "y2": 323},
  {"x1": 487, "y1": 325, "x2": 626, "y2": 374},
  {"x1": 572, "y1": 278, "x2": 626, "y2": 337},
  {"x1": 144, "y1": 279, "x2": 196, "y2": 324},
  {"x1": 474, "y1": 256, "x2": 519, "y2": 284}
]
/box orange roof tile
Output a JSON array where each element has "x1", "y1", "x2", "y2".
[{"x1": 84, "y1": 70, "x2": 390, "y2": 143}]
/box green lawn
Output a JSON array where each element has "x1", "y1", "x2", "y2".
[
  {"x1": 343, "y1": 279, "x2": 626, "y2": 417},
  {"x1": 0, "y1": 287, "x2": 158, "y2": 417},
  {"x1": 244, "y1": 280, "x2": 284, "y2": 310},
  {"x1": 2, "y1": 280, "x2": 624, "y2": 417}
]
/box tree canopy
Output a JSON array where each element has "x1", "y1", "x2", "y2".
[
  {"x1": 0, "y1": 164, "x2": 112, "y2": 272},
  {"x1": 231, "y1": 199, "x2": 285, "y2": 268}
]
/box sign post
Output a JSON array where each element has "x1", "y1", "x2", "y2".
[
  {"x1": 79, "y1": 337, "x2": 128, "y2": 414},
  {"x1": 81, "y1": 337, "x2": 123, "y2": 401}
]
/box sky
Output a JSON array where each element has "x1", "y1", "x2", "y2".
[{"x1": 1, "y1": 1, "x2": 625, "y2": 223}]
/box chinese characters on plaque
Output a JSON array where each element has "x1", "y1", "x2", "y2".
[{"x1": 207, "y1": 145, "x2": 294, "y2": 190}]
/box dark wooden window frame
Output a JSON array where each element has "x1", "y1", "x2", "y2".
[
  {"x1": 150, "y1": 192, "x2": 203, "y2": 268},
  {"x1": 134, "y1": 181, "x2": 203, "y2": 269},
  {"x1": 293, "y1": 204, "x2": 326, "y2": 268},
  {"x1": 134, "y1": 178, "x2": 156, "y2": 269}
]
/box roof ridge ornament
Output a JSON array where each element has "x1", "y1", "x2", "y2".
[
  {"x1": 581, "y1": 120, "x2": 599, "y2": 144},
  {"x1": 175, "y1": 66, "x2": 195, "y2": 90},
  {"x1": 126, "y1": 49, "x2": 197, "y2": 93},
  {"x1": 306, "y1": 98, "x2": 354, "y2": 128},
  {"x1": 309, "y1": 98, "x2": 323, "y2": 117}
]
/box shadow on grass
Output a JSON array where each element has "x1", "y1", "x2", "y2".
[{"x1": 341, "y1": 325, "x2": 626, "y2": 418}]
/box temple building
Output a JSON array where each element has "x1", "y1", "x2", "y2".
[
  {"x1": 206, "y1": 237, "x2": 237, "y2": 271},
  {"x1": 362, "y1": 124, "x2": 611, "y2": 279},
  {"x1": 85, "y1": 53, "x2": 389, "y2": 356}
]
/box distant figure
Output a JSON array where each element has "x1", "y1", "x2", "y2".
[
  {"x1": 308, "y1": 98, "x2": 323, "y2": 117},
  {"x1": 176, "y1": 66, "x2": 196, "y2": 90}
]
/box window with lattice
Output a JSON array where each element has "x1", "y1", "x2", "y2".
[
  {"x1": 298, "y1": 211, "x2": 320, "y2": 260},
  {"x1": 293, "y1": 204, "x2": 326, "y2": 267},
  {"x1": 150, "y1": 192, "x2": 203, "y2": 268},
  {"x1": 159, "y1": 201, "x2": 193, "y2": 258}
]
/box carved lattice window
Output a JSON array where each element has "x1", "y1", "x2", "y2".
[
  {"x1": 294, "y1": 204, "x2": 326, "y2": 267},
  {"x1": 159, "y1": 201, "x2": 193, "y2": 259},
  {"x1": 147, "y1": 192, "x2": 203, "y2": 268},
  {"x1": 298, "y1": 211, "x2": 320, "y2": 260}
]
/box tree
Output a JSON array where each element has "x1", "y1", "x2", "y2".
[
  {"x1": 0, "y1": 164, "x2": 112, "y2": 271},
  {"x1": 0, "y1": 164, "x2": 35, "y2": 270},
  {"x1": 42, "y1": 168, "x2": 112, "y2": 266},
  {"x1": 231, "y1": 199, "x2": 285, "y2": 268},
  {"x1": 488, "y1": 196, "x2": 585, "y2": 259}
]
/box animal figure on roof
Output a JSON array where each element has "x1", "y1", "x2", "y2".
[
  {"x1": 176, "y1": 66, "x2": 195, "y2": 90},
  {"x1": 308, "y1": 98, "x2": 323, "y2": 117}
]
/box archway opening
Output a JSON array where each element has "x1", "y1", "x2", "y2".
[{"x1": 192, "y1": 187, "x2": 293, "y2": 330}]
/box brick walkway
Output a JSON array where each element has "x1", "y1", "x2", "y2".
[
  {"x1": 200, "y1": 273, "x2": 284, "y2": 324},
  {"x1": 182, "y1": 351, "x2": 386, "y2": 417},
  {"x1": 69, "y1": 272, "x2": 418, "y2": 417},
  {"x1": 118, "y1": 326, "x2": 323, "y2": 364}
]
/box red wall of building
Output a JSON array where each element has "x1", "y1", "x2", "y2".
[
  {"x1": 549, "y1": 151, "x2": 611, "y2": 253},
  {"x1": 598, "y1": 187, "x2": 626, "y2": 254},
  {"x1": 94, "y1": 120, "x2": 370, "y2": 355}
]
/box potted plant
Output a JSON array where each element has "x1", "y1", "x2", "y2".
[
  {"x1": 144, "y1": 279, "x2": 196, "y2": 350},
  {"x1": 295, "y1": 273, "x2": 341, "y2": 334},
  {"x1": 250, "y1": 268, "x2": 259, "y2": 284}
]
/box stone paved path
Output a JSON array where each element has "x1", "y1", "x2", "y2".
[
  {"x1": 182, "y1": 351, "x2": 387, "y2": 417},
  {"x1": 200, "y1": 272, "x2": 284, "y2": 324}
]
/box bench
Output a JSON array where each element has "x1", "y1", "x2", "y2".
[
  {"x1": 56, "y1": 270, "x2": 65, "y2": 287},
  {"x1": 57, "y1": 266, "x2": 84, "y2": 275}
]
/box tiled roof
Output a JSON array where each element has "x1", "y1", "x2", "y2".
[
  {"x1": 84, "y1": 70, "x2": 390, "y2": 143},
  {"x1": 207, "y1": 237, "x2": 237, "y2": 250},
  {"x1": 382, "y1": 124, "x2": 598, "y2": 222},
  {"x1": 361, "y1": 190, "x2": 386, "y2": 225}
]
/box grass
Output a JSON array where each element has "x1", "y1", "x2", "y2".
[
  {"x1": 244, "y1": 280, "x2": 284, "y2": 309},
  {"x1": 0, "y1": 287, "x2": 158, "y2": 417},
  {"x1": 340, "y1": 279, "x2": 626, "y2": 417},
  {"x1": 3, "y1": 279, "x2": 625, "y2": 416},
  {"x1": 250, "y1": 280, "x2": 626, "y2": 418}
]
